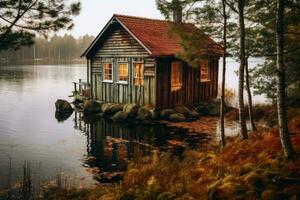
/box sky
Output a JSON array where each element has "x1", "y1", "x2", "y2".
[{"x1": 65, "y1": 0, "x2": 164, "y2": 38}]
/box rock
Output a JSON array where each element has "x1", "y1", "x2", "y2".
[
  {"x1": 174, "y1": 106, "x2": 191, "y2": 115},
  {"x1": 55, "y1": 110, "x2": 73, "y2": 122},
  {"x1": 137, "y1": 106, "x2": 152, "y2": 121},
  {"x1": 169, "y1": 113, "x2": 187, "y2": 122},
  {"x1": 101, "y1": 103, "x2": 114, "y2": 116},
  {"x1": 186, "y1": 109, "x2": 200, "y2": 119},
  {"x1": 207, "y1": 101, "x2": 221, "y2": 116},
  {"x1": 110, "y1": 104, "x2": 124, "y2": 115},
  {"x1": 160, "y1": 109, "x2": 176, "y2": 120},
  {"x1": 123, "y1": 104, "x2": 139, "y2": 117},
  {"x1": 196, "y1": 104, "x2": 210, "y2": 115},
  {"x1": 244, "y1": 172, "x2": 264, "y2": 188},
  {"x1": 55, "y1": 99, "x2": 73, "y2": 113},
  {"x1": 83, "y1": 100, "x2": 101, "y2": 114},
  {"x1": 112, "y1": 111, "x2": 128, "y2": 122}
]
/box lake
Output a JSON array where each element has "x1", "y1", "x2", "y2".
[
  {"x1": 0, "y1": 64, "x2": 212, "y2": 190},
  {"x1": 0, "y1": 62, "x2": 265, "y2": 190}
]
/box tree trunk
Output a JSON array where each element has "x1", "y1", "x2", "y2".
[
  {"x1": 220, "y1": 0, "x2": 227, "y2": 147},
  {"x1": 276, "y1": 0, "x2": 295, "y2": 159},
  {"x1": 245, "y1": 57, "x2": 256, "y2": 130},
  {"x1": 237, "y1": 0, "x2": 248, "y2": 139}
]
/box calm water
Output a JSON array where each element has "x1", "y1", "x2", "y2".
[
  {"x1": 0, "y1": 64, "x2": 211, "y2": 189},
  {"x1": 0, "y1": 62, "x2": 265, "y2": 189}
]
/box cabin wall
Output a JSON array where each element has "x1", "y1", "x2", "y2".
[
  {"x1": 156, "y1": 57, "x2": 219, "y2": 109},
  {"x1": 89, "y1": 23, "x2": 156, "y2": 106}
]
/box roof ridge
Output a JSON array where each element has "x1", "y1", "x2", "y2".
[{"x1": 114, "y1": 14, "x2": 170, "y2": 23}]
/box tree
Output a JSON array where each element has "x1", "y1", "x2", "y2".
[
  {"x1": 224, "y1": 0, "x2": 248, "y2": 139},
  {"x1": 248, "y1": 0, "x2": 300, "y2": 106},
  {"x1": 276, "y1": 0, "x2": 295, "y2": 159},
  {"x1": 0, "y1": 0, "x2": 81, "y2": 51},
  {"x1": 220, "y1": 0, "x2": 228, "y2": 146}
]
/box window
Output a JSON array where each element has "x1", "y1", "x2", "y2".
[
  {"x1": 103, "y1": 63, "x2": 113, "y2": 82},
  {"x1": 118, "y1": 63, "x2": 128, "y2": 83},
  {"x1": 200, "y1": 61, "x2": 210, "y2": 82},
  {"x1": 171, "y1": 61, "x2": 182, "y2": 92},
  {"x1": 134, "y1": 63, "x2": 144, "y2": 86}
]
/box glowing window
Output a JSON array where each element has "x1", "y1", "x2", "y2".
[
  {"x1": 118, "y1": 63, "x2": 128, "y2": 82},
  {"x1": 171, "y1": 61, "x2": 182, "y2": 92},
  {"x1": 103, "y1": 63, "x2": 113, "y2": 82},
  {"x1": 134, "y1": 63, "x2": 144, "y2": 86},
  {"x1": 200, "y1": 61, "x2": 210, "y2": 82}
]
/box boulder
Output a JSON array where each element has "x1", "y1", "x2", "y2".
[
  {"x1": 196, "y1": 105, "x2": 210, "y2": 115},
  {"x1": 123, "y1": 104, "x2": 139, "y2": 117},
  {"x1": 55, "y1": 99, "x2": 73, "y2": 113},
  {"x1": 101, "y1": 103, "x2": 114, "y2": 116},
  {"x1": 160, "y1": 109, "x2": 176, "y2": 120},
  {"x1": 112, "y1": 111, "x2": 128, "y2": 122},
  {"x1": 174, "y1": 106, "x2": 191, "y2": 115},
  {"x1": 83, "y1": 100, "x2": 101, "y2": 114},
  {"x1": 137, "y1": 106, "x2": 152, "y2": 121},
  {"x1": 169, "y1": 113, "x2": 187, "y2": 122},
  {"x1": 186, "y1": 109, "x2": 200, "y2": 119},
  {"x1": 207, "y1": 101, "x2": 221, "y2": 116},
  {"x1": 110, "y1": 104, "x2": 124, "y2": 115}
]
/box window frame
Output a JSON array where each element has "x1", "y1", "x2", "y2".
[
  {"x1": 200, "y1": 61, "x2": 210, "y2": 82},
  {"x1": 171, "y1": 61, "x2": 183, "y2": 92},
  {"x1": 133, "y1": 62, "x2": 144, "y2": 86},
  {"x1": 117, "y1": 62, "x2": 129, "y2": 84},
  {"x1": 102, "y1": 62, "x2": 114, "y2": 83}
]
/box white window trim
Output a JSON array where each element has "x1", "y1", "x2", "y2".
[
  {"x1": 117, "y1": 62, "x2": 129, "y2": 84},
  {"x1": 102, "y1": 62, "x2": 114, "y2": 83}
]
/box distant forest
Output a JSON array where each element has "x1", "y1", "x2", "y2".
[{"x1": 0, "y1": 34, "x2": 95, "y2": 65}]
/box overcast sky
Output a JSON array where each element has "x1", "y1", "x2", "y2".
[{"x1": 65, "y1": 0, "x2": 164, "y2": 38}]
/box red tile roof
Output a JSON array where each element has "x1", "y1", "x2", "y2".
[{"x1": 114, "y1": 14, "x2": 224, "y2": 56}]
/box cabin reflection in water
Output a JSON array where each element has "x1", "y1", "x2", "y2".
[{"x1": 73, "y1": 112, "x2": 210, "y2": 183}]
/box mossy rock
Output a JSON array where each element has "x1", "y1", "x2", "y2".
[
  {"x1": 174, "y1": 106, "x2": 191, "y2": 115},
  {"x1": 83, "y1": 100, "x2": 101, "y2": 114},
  {"x1": 55, "y1": 99, "x2": 73, "y2": 113},
  {"x1": 136, "y1": 106, "x2": 152, "y2": 121},
  {"x1": 110, "y1": 104, "x2": 124, "y2": 115},
  {"x1": 169, "y1": 113, "x2": 187, "y2": 122},
  {"x1": 123, "y1": 104, "x2": 139, "y2": 118},
  {"x1": 101, "y1": 103, "x2": 115, "y2": 116},
  {"x1": 160, "y1": 109, "x2": 176, "y2": 120},
  {"x1": 244, "y1": 172, "x2": 264, "y2": 189},
  {"x1": 112, "y1": 111, "x2": 128, "y2": 122}
]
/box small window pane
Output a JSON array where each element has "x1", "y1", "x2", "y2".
[
  {"x1": 134, "y1": 63, "x2": 144, "y2": 86},
  {"x1": 200, "y1": 61, "x2": 210, "y2": 82},
  {"x1": 104, "y1": 63, "x2": 113, "y2": 81},
  {"x1": 118, "y1": 63, "x2": 128, "y2": 82},
  {"x1": 171, "y1": 61, "x2": 182, "y2": 92}
]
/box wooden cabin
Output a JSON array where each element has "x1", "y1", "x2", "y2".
[{"x1": 81, "y1": 14, "x2": 224, "y2": 109}]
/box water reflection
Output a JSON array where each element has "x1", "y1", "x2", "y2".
[{"x1": 73, "y1": 112, "x2": 211, "y2": 183}]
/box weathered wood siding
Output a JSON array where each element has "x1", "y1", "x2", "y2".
[
  {"x1": 156, "y1": 57, "x2": 219, "y2": 109},
  {"x1": 90, "y1": 22, "x2": 156, "y2": 106}
]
